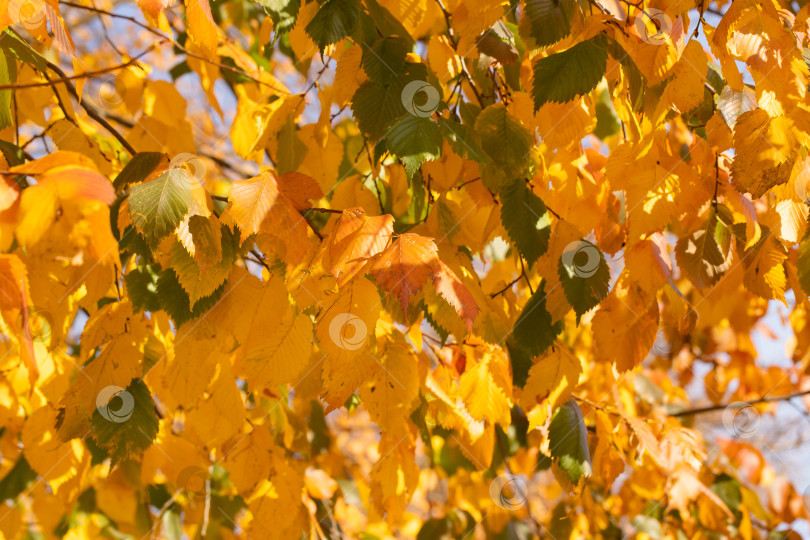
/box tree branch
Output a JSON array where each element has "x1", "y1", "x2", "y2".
[
  {"x1": 44, "y1": 58, "x2": 141, "y2": 155},
  {"x1": 0, "y1": 55, "x2": 147, "y2": 90},
  {"x1": 60, "y1": 0, "x2": 289, "y2": 92},
  {"x1": 670, "y1": 389, "x2": 810, "y2": 417}
]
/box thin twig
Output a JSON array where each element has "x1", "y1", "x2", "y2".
[
  {"x1": 0, "y1": 55, "x2": 149, "y2": 90},
  {"x1": 431, "y1": 0, "x2": 485, "y2": 108},
  {"x1": 670, "y1": 389, "x2": 810, "y2": 417},
  {"x1": 43, "y1": 56, "x2": 148, "y2": 155},
  {"x1": 60, "y1": 0, "x2": 288, "y2": 92},
  {"x1": 490, "y1": 274, "x2": 522, "y2": 298}
]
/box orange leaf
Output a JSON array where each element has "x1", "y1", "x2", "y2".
[
  {"x1": 319, "y1": 208, "x2": 394, "y2": 286},
  {"x1": 8, "y1": 151, "x2": 99, "y2": 175},
  {"x1": 39, "y1": 166, "x2": 115, "y2": 205},
  {"x1": 138, "y1": 0, "x2": 176, "y2": 24},
  {"x1": 370, "y1": 233, "x2": 439, "y2": 314},
  {"x1": 0, "y1": 255, "x2": 36, "y2": 386},
  {"x1": 431, "y1": 261, "x2": 478, "y2": 332},
  {"x1": 226, "y1": 171, "x2": 282, "y2": 235},
  {"x1": 185, "y1": 0, "x2": 219, "y2": 57},
  {"x1": 277, "y1": 172, "x2": 323, "y2": 211}
]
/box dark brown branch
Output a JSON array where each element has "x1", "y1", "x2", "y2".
[
  {"x1": 670, "y1": 389, "x2": 810, "y2": 417},
  {"x1": 454, "y1": 177, "x2": 481, "y2": 190},
  {"x1": 0, "y1": 56, "x2": 147, "y2": 90},
  {"x1": 490, "y1": 274, "x2": 522, "y2": 298},
  {"x1": 60, "y1": 0, "x2": 288, "y2": 92},
  {"x1": 431, "y1": 0, "x2": 485, "y2": 108},
  {"x1": 44, "y1": 58, "x2": 141, "y2": 155}
]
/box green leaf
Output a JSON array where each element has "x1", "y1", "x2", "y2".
[
  {"x1": 549, "y1": 399, "x2": 592, "y2": 484},
  {"x1": 0, "y1": 139, "x2": 25, "y2": 166},
  {"x1": 710, "y1": 473, "x2": 742, "y2": 514},
  {"x1": 532, "y1": 35, "x2": 607, "y2": 109},
  {"x1": 169, "y1": 226, "x2": 237, "y2": 309},
  {"x1": 423, "y1": 304, "x2": 450, "y2": 343},
  {"x1": 437, "y1": 117, "x2": 490, "y2": 163},
  {"x1": 549, "y1": 501, "x2": 574, "y2": 538},
  {"x1": 351, "y1": 63, "x2": 430, "y2": 140},
  {"x1": 1, "y1": 29, "x2": 46, "y2": 72},
  {"x1": 305, "y1": 0, "x2": 360, "y2": 50},
  {"x1": 799, "y1": 232, "x2": 810, "y2": 296},
  {"x1": 113, "y1": 152, "x2": 164, "y2": 191},
  {"x1": 506, "y1": 337, "x2": 532, "y2": 388},
  {"x1": 477, "y1": 22, "x2": 519, "y2": 65},
  {"x1": 362, "y1": 36, "x2": 409, "y2": 86},
  {"x1": 363, "y1": 0, "x2": 414, "y2": 45},
  {"x1": 474, "y1": 103, "x2": 533, "y2": 179},
  {"x1": 500, "y1": 179, "x2": 551, "y2": 265},
  {"x1": 91, "y1": 378, "x2": 159, "y2": 465},
  {"x1": 352, "y1": 82, "x2": 407, "y2": 141},
  {"x1": 162, "y1": 510, "x2": 183, "y2": 540},
  {"x1": 386, "y1": 115, "x2": 442, "y2": 179},
  {"x1": 511, "y1": 279, "x2": 562, "y2": 357},
  {"x1": 417, "y1": 518, "x2": 449, "y2": 540},
  {"x1": 593, "y1": 88, "x2": 620, "y2": 139},
  {"x1": 0, "y1": 455, "x2": 36, "y2": 502},
  {"x1": 557, "y1": 239, "x2": 610, "y2": 321},
  {"x1": 156, "y1": 268, "x2": 226, "y2": 326},
  {"x1": 127, "y1": 168, "x2": 193, "y2": 248},
  {"x1": 125, "y1": 265, "x2": 162, "y2": 313},
  {"x1": 0, "y1": 50, "x2": 17, "y2": 131},
  {"x1": 256, "y1": 0, "x2": 300, "y2": 35},
  {"x1": 523, "y1": 0, "x2": 578, "y2": 49}
]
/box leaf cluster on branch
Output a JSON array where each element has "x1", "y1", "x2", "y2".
[{"x1": 0, "y1": 0, "x2": 810, "y2": 537}]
